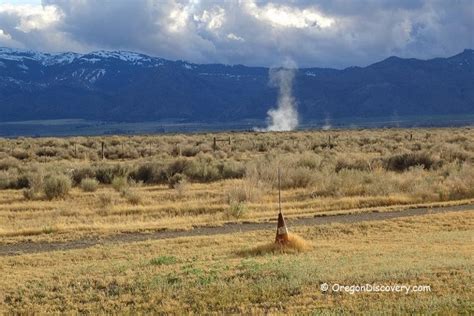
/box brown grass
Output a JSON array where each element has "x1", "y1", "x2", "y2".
[
  {"x1": 239, "y1": 233, "x2": 312, "y2": 256},
  {"x1": 0, "y1": 128, "x2": 473, "y2": 243},
  {"x1": 0, "y1": 211, "x2": 472, "y2": 313},
  {"x1": 0, "y1": 128, "x2": 472, "y2": 313}
]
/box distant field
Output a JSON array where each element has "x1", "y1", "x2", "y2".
[
  {"x1": 0, "y1": 128, "x2": 473, "y2": 312},
  {"x1": 1, "y1": 114, "x2": 473, "y2": 137}
]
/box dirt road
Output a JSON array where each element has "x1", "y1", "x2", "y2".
[{"x1": 1, "y1": 203, "x2": 472, "y2": 256}]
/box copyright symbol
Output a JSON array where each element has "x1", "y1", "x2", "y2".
[{"x1": 320, "y1": 283, "x2": 329, "y2": 292}]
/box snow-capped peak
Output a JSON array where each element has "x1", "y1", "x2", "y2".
[
  {"x1": 0, "y1": 47, "x2": 80, "y2": 65},
  {"x1": 86, "y1": 50, "x2": 153, "y2": 63},
  {"x1": 0, "y1": 47, "x2": 165, "y2": 66}
]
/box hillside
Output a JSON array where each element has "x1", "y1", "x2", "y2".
[{"x1": 0, "y1": 48, "x2": 473, "y2": 123}]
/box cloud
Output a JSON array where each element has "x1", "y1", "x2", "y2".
[
  {"x1": 243, "y1": 1, "x2": 334, "y2": 29},
  {"x1": 0, "y1": 2, "x2": 86, "y2": 51},
  {"x1": 0, "y1": 0, "x2": 472, "y2": 68}
]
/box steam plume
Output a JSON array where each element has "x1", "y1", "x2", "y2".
[
  {"x1": 258, "y1": 60, "x2": 299, "y2": 131},
  {"x1": 322, "y1": 115, "x2": 332, "y2": 130}
]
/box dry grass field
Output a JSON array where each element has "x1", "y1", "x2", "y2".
[
  {"x1": 1, "y1": 211, "x2": 472, "y2": 313},
  {"x1": 0, "y1": 128, "x2": 473, "y2": 313}
]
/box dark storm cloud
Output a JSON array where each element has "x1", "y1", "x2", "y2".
[{"x1": 0, "y1": 0, "x2": 472, "y2": 68}]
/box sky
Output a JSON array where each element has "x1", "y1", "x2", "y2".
[{"x1": 0, "y1": 0, "x2": 472, "y2": 68}]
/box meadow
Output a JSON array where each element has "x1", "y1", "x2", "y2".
[
  {"x1": 1, "y1": 210, "x2": 472, "y2": 313},
  {"x1": 0, "y1": 128, "x2": 473, "y2": 312}
]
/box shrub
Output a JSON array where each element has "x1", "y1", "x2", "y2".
[
  {"x1": 20, "y1": 171, "x2": 44, "y2": 199},
  {"x1": 227, "y1": 185, "x2": 248, "y2": 203},
  {"x1": 112, "y1": 176, "x2": 129, "y2": 192},
  {"x1": 95, "y1": 164, "x2": 129, "y2": 184},
  {"x1": 280, "y1": 167, "x2": 314, "y2": 189},
  {"x1": 0, "y1": 170, "x2": 15, "y2": 189},
  {"x1": 245, "y1": 153, "x2": 320, "y2": 189},
  {"x1": 36, "y1": 147, "x2": 59, "y2": 157},
  {"x1": 437, "y1": 163, "x2": 474, "y2": 200},
  {"x1": 224, "y1": 202, "x2": 247, "y2": 219},
  {"x1": 44, "y1": 174, "x2": 71, "y2": 200},
  {"x1": 0, "y1": 158, "x2": 19, "y2": 171},
  {"x1": 15, "y1": 174, "x2": 31, "y2": 189},
  {"x1": 439, "y1": 144, "x2": 471, "y2": 163},
  {"x1": 245, "y1": 159, "x2": 276, "y2": 187},
  {"x1": 384, "y1": 152, "x2": 440, "y2": 172},
  {"x1": 168, "y1": 173, "x2": 187, "y2": 189},
  {"x1": 104, "y1": 145, "x2": 140, "y2": 160},
  {"x1": 122, "y1": 188, "x2": 142, "y2": 205},
  {"x1": 0, "y1": 169, "x2": 29, "y2": 190},
  {"x1": 333, "y1": 169, "x2": 373, "y2": 196},
  {"x1": 23, "y1": 188, "x2": 36, "y2": 200},
  {"x1": 72, "y1": 167, "x2": 96, "y2": 185},
  {"x1": 335, "y1": 158, "x2": 371, "y2": 173},
  {"x1": 226, "y1": 180, "x2": 264, "y2": 204},
  {"x1": 131, "y1": 162, "x2": 167, "y2": 184},
  {"x1": 174, "y1": 179, "x2": 188, "y2": 197},
  {"x1": 295, "y1": 153, "x2": 322, "y2": 170},
  {"x1": 167, "y1": 158, "x2": 190, "y2": 177},
  {"x1": 184, "y1": 155, "x2": 220, "y2": 182},
  {"x1": 80, "y1": 178, "x2": 99, "y2": 192},
  {"x1": 181, "y1": 145, "x2": 200, "y2": 157},
  {"x1": 11, "y1": 149, "x2": 30, "y2": 160},
  {"x1": 219, "y1": 161, "x2": 245, "y2": 179}
]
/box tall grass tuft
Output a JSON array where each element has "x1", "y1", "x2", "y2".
[
  {"x1": 44, "y1": 174, "x2": 71, "y2": 200},
  {"x1": 80, "y1": 178, "x2": 99, "y2": 192}
]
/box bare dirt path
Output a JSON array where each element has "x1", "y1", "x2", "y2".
[{"x1": 1, "y1": 203, "x2": 472, "y2": 256}]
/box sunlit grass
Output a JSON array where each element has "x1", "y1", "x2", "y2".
[{"x1": 0, "y1": 211, "x2": 472, "y2": 313}]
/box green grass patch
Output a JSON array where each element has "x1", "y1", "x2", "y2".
[{"x1": 149, "y1": 255, "x2": 178, "y2": 266}]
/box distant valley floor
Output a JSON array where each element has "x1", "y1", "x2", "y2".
[{"x1": 1, "y1": 114, "x2": 474, "y2": 137}]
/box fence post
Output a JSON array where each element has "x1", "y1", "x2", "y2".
[
  {"x1": 213, "y1": 137, "x2": 217, "y2": 151},
  {"x1": 101, "y1": 141, "x2": 105, "y2": 160}
]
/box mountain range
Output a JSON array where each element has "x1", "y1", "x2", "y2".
[{"x1": 0, "y1": 47, "x2": 473, "y2": 125}]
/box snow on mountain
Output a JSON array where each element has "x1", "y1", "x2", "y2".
[
  {"x1": 86, "y1": 50, "x2": 153, "y2": 63},
  {"x1": 0, "y1": 47, "x2": 165, "y2": 66},
  {"x1": 0, "y1": 47, "x2": 174, "y2": 88},
  {"x1": 0, "y1": 47, "x2": 472, "y2": 127},
  {"x1": 43, "y1": 52, "x2": 79, "y2": 66},
  {"x1": 183, "y1": 63, "x2": 195, "y2": 70},
  {"x1": 85, "y1": 69, "x2": 106, "y2": 83},
  {"x1": 0, "y1": 47, "x2": 79, "y2": 65}
]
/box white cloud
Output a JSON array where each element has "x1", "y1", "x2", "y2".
[
  {"x1": 227, "y1": 33, "x2": 244, "y2": 41},
  {"x1": 0, "y1": 3, "x2": 60, "y2": 32},
  {"x1": 0, "y1": 0, "x2": 471, "y2": 68},
  {"x1": 244, "y1": 2, "x2": 334, "y2": 29},
  {"x1": 194, "y1": 6, "x2": 225, "y2": 30},
  {"x1": 168, "y1": 3, "x2": 191, "y2": 33},
  {"x1": 0, "y1": 28, "x2": 11, "y2": 39}
]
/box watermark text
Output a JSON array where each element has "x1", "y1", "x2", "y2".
[{"x1": 320, "y1": 283, "x2": 431, "y2": 294}]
